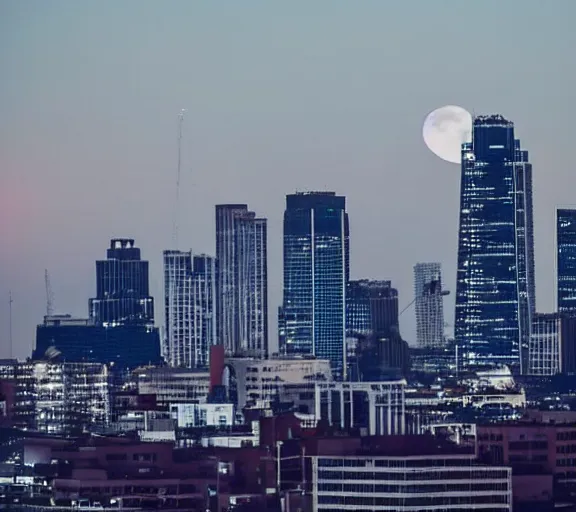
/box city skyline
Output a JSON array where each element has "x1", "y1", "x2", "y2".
[{"x1": 2, "y1": 1, "x2": 576, "y2": 359}]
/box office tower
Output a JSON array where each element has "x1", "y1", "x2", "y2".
[
  {"x1": 414, "y1": 262, "x2": 445, "y2": 349},
  {"x1": 557, "y1": 208, "x2": 576, "y2": 313},
  {"x1": 347, "y1": 280, "x2": 399, "y2": 338},
  {"x1": 163, "y1": 251, "x2": 216, "y2": 368},
  {"x1": 346, "y1": 279, "x2": 409, "y2": 380},
  {"x1": 34, "y1": 239, "x2": 162, "y2": 369},
  {"x1": 89, "y1": 239, "x2": 155, "y2": 327},
  {"x1": 455, "y1": 115, "x2": 535, "y2": 371},
  {"x1": 215, "y1": 204, "x2": 268, "y2": 358},
  {"x1": 281, "y1": 192, "x2": 349, "y2": 378}
]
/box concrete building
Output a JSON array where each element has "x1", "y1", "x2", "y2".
[
  {"x1": 132, "y1": 367, "x2": 210, "y2": 406},
  {"x1": 528, "y1": 313, "x2": 576, "y2": 376},
  {"x1": 170, "y1": 403, "x2": 235, "y2": 428},
  {"x1": 281, "y1": 380, "x2": 406, "y2": 436},
  {"x1": 221, "y1": 356, "x2": 332, "y2": 410}
]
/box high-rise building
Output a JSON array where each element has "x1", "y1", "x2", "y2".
[
  {"x1": 557, "y1": 208, "x2": 576, "y2": 314},
  {"x1": 89, "y1": 239, "x2": 155, "y2": 327},
  {"x1": 215, "y1": 204, "x2": 268, "y2": 358},
  {"x1": 281, "y1": 192, "x2": 349, "y2": 378},
  {"x1": 455, "y1": 115, "x2": 535, "y2": 371},
  {"x1": 414, "y1": 262, "x2": 445, "y2": 349},
  {"x1": 163, "y1": 251, "x2": 216, "y2": 368}
]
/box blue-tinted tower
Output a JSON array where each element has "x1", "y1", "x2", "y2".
[
  {"x1": 281, "y1": 192, "x2": 349, "y2": 378},
  {"x1": 557, "y1": 208, "x2": 576, "y2": 314},
  {"x1": 455, "y1": 115, "x2": 535, "y2": 372}
]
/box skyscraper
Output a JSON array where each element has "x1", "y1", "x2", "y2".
[
  {"x1": 414, "y1": 263, "x2": 445, "y2": 349},
  {"x1": 556, "y1": 208, "x2": 576, "y2": 314},
  {"x1": 455, "y1": 115, "x2": 535, "y2": 371},
  {"x1": 215, "y1": 204, "x2": 268, "y2": 358},
  {"x1": 281, "y1": 192, "x2": 349, "y2": 378},
  {"x1": 163, "y1": 251, "x2": 216, "y2": 368},
  {"x1": 89, "y1": 239, "x2": 154, "y2": 327}
]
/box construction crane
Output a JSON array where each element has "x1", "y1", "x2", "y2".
[{"x1": 45, "y1": 269, "x2": 55, "y2": 317}]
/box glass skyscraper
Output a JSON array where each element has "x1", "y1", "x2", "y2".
[
  {"x1": 455, "y1": 115, "x2": 535, "y2": 371},
  {"x1": 215, "y1": 204, "x2": 268, "y2": 358},
  {"x1": 163, "y1": 251, "x2": 216, "y2": 368},
  {"x1": 89, "y1": 238, "x2": 155, "y2": 327},
  {"x1": 281, "y1": 192, "x2": 349, "y2": 378},
  {"x1": 557, "y1": 208, "x2": 576, "y2": 314}
]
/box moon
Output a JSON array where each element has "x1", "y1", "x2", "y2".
[{"x1": 423, "y1": 105, "x2": 472, "y2": 164}]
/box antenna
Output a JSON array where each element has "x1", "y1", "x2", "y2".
[
  {"x1": 45, "y1": 269, "x2": 55, "y2": 317},
  {"x1": 8, "y1": 291, "x2": 13, "y2": 359},
  {"x1": 172, "y1": 109, "x2": 186, "y2": 249}
]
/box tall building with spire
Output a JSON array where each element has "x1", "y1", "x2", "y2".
[
  {"x1": 455, "y1": 115, "x2": 535, "y2": 371},
  {"x1": 215, "y1": 204, "x2": 268, "y2": 358},
  {"x1": 280, "y1": 192, "x2": 349, "y2": 378},
  {"x1": 163, "y1": 251, "x2": 216, "y2": 368}
]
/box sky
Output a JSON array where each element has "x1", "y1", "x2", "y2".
[{"x1": 1, "y1": 1, "x2": 576, "y2": 359}]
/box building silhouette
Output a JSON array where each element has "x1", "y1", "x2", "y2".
[
  {"x1": 163, "y1": 251, "x2": 216, "y2": 368},
  {"x1": 455, "y1": 115, "x2": 535, "y2": 372},
  {"x1": 280, "y1": 192, "x2": 349, "y2": 378},
  {"x1": 414, "y1": 262, "x2": 445, "y2": 349},
  {"x1": 215, "y1": 204, "x2": 268, "y2": 358},
  {"x1": 557, "y1": 208, "x2": 576, "y2": 314}
]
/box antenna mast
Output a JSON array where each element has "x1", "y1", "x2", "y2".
[
  {"x1": 45, "y1": 269, "x2": 55, "y2": 317},
  {"x1": 172, "y1": 109, "x2": 186, "y2": 249},
  {"x1": 8, "y1": 291, "x2": 13, "y2": 359}
]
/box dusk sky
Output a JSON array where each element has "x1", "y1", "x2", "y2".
[{"x1": 1, "y1": 1, "x2": 575, "y2": 359}]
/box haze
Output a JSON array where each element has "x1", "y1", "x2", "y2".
[{"x1": 1, "y1": 1, "x2": 575, "y2": 358}]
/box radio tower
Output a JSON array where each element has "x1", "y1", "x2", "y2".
[
  {"x1": 172, "y1": 109, "x2": 186, "y2": 249},
  {"x1": 45, "y1": 269, "x2": 55, "y2": 317}
]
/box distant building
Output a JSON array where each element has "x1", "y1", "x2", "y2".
[
  {"x1": 163, "y1": 251, "x2": 216, "y2": 368},
  {"x1": 281, "y1": 380, "x2": 406, "y2": 436},
  {"x1": 89, "y1": 238, "x2": 155, "y2": 327},
  {"x1": 528, "y1": 313, "x2": 576, "y2": 376},
  {"x1": 557, "y1": 208, "x2": 576, "y2": 314},
  {"x1": 2, "y1": 360, "x2": 110, "y2": 435},
  {"x1": 170, "y1": 403, "x2": 235, "y2": 428},
  {"x1": 281, "y1": 192, "x2": 350, "y2": 378},
  {"x1": 34, "y1": 315, "x2": 162, "y2": 369},
  {"x1": 222, "y1": 356, "x2": 332, "y2": 410},
  {"x1": 414, "y1": 262, "x2": 445, "y2": 348},
  {"x1": 455, "y1": 115, "x2": 535, "y2": 371},
  {"x1": 216, "y1": 204, "x2": 268, "y2": 358},
  {"x1": 35, "y1": 239, "x2": 162, "y2": 368},
  {"x1": 132, "y1": 366, "x2": 210, "y2": 407}
]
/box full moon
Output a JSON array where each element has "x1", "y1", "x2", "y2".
[{"x1": 423, "y1": 105, "x2": 472, "y2": 164}]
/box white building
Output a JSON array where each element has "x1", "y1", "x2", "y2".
[
  {"x1": 312, "y1": 450, "x2": 512, "y2": 511},
  {"x1": 170, "y1": 403, "x2": 235, "y2": 428},
  {"x1": 414, "y1": 262, "x2": 445, "y2": 348},
  {"x1": 133, "y1": 367, "x2": 210, "y2": 406},
  {"x1": 282, "y1": 380, "x2": 406, "y2": 436},
  {"x1": 163, "y1": 251, "x2": 216, "y2": 368},
  {"x1": 223, "y1": 356, "x2": 332, "y2": 410}
]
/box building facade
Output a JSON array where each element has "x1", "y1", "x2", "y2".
[
  {"x1": 414, "y1": 262, "x2": 445, "y2": 348},
  {"x1": 89, "y1": 238, "x2": 155, "y2": 327},
  {"x1": 163, "y1": 251, "x2": 216, "y2": 368},
  {"x1": 557, "y1": 208, "x2": 576, "y2": 314},
  {"x1": 215, "y1": 204, "x2": 268, "y2": 358},
  {"x1": 455, "y1": 115, "x2": 535, "y2": 371},
  {"x1": 281, "y1": 192, "x2": 349, "y2": 378}
]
